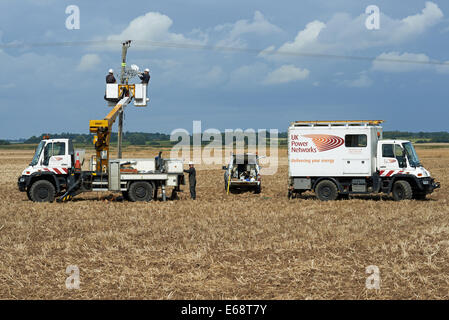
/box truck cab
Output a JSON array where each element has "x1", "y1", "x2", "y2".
[
  {"x1": 377, "y1": 140, "x2": 429, "y2": 177},
  {"x1": 376, "y1": 139, "x2": 437, "y2": 199},
  {"x1": 18, "y1": 138, "x2": 75, "y2": 202},
  {"x1": 25, "y1": 138, "x2": 73, "y2": 174}
]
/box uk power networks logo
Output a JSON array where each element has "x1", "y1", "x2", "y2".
[{"x1": 303, "y1": 134, "x2": 344, "y2": 152}]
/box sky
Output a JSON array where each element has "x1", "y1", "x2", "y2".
[{"x1": 0, "y1": 0, "x2": 449, "y2": 139}]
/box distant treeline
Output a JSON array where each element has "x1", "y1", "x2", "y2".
[
  {"x1": 383, "y1": 131, "x2": 449, "y2": 143},
  {"x1": 6, "y1": 130, "x2": 449, "y2": 146},
  {"x1": 23, "y1": 132, "x2": 174, "y2": 146}
]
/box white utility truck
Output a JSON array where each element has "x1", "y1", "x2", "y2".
[
  {"x1": 17, "y1": 138, "x2": 184, "y2": 202},
  {"x1": 18, "y1": 41, "x2": 186, "y2": 203},
  {"x1": 288, "y1": 120, "x2": 440, "y2": 201}
]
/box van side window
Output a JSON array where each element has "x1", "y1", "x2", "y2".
[
  {"x1": 382, "y1": 144, "x2": 394, "y2": 158},
  {"x1": 345, "y1": 134, "x2": 367, "y2": 147}
]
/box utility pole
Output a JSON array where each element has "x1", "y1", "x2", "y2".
[{"x1": 118, "y1": 40, "x2": 131, "y2": 158}]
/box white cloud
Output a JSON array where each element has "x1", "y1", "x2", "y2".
[
  {"x1": 215, "y1": 11, "x2": 282, "y2": 48},
  {"x1": 435, "y1": 61, "x2": 449, "y2": 74},
  {"x1": 264, "y1": 65, "x2": 309, "y2": 84},
  {"x1": 372, "y1": 52, "x2": 431, "y2": 73},
  {"x1": 0, "y1": 49, "x2": 74, "y2": 88},
  {"x1": 261, "y1": 2, "x2": 444, "y2": 59},
  {"x1": 341, "y1": 72, "x2": 372, "y2": 88},
  {"x1": 77, "y1": 54, "x2": 101, "y2": 71},
  {"x1": 192, "y1": 66, "x2": 225, "y2": 87},
  {"x1": 394, "y1": 1, "x2": 444, "y2": 42},
  {"x1": 277, "y1": 21, "x2": 326, "y2": 53},
  {"x1": 228, "y1": 63, "x2": 270, "y2": 86},
  {"x1": 107, "y1": 12, "x2": 204, "y2": 47}
]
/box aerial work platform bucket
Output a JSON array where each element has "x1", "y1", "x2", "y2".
[{"x1": 105, "y1": 83, "x2": 149, "y2": 107}]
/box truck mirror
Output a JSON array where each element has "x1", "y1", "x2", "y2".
[{"x1": 222, "y1": 166, "x2": 227, "y2": 170}]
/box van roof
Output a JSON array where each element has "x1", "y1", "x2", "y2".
[{"x1": 291, "y1": 120, "x2": 384, "y2": 127}]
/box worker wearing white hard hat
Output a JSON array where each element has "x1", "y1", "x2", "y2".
[
  {"x1": 106, "y1": 69, "x2": 116, "y2": 84},
  {"x1": 139, "y1": 68, "x2": 150, "y2": 84}
]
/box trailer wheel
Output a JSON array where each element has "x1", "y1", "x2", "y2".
[
  {"x1": 29, "y1": 180, "x2": 55, "y2": 202},
  {"x1": 392, "y1": 180, "x2": 413, "y2": 201},
  {"x1": 315, "y1": 180, "x2": 338, "y2": 201},
  {"x1": 128, "y1": 181, "x2": 153, "y2": 202}
]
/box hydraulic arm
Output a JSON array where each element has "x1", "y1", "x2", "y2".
[{"x1": 89, "y1": 95, "x2": 131, "y2": 172}]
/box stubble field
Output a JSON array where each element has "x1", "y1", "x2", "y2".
[{"x1": 0, "y1": 146, "x2": 448, "y2": 299}]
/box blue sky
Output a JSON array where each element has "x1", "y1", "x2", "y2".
[{"x1": 1, "y1": 0, "x2": 449, "y2": 139}]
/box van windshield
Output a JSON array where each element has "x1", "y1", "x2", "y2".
[
  {"x1": 402, "y1": 142, "x2": 421, "y2": 167},
  {"x1": 30, "y1": 141, "x2": 45, "y2": 166}
]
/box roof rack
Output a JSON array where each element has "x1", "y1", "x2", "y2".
[{"x1": 291, "y1": 120, "x2": 384, "y2": 127}]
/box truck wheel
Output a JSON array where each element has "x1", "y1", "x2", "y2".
[
  {"x1": 315, "y1": 180, "x2": 338, "y2": 201},
  {"x1": 254, "y1": 185, "x2": 261, "y2": 194},
  {"x1": 392, "y1": 180, "x2": 413, "y2": 201},
  {"x1": 29, "y1": 180, "x2": 55, "y2": 202},
  {"x1": 128, "y1": 181, "x2": 153, "y2": 202}
]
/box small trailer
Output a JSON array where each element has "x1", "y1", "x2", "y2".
[
  {"x1": 288, "y1": 120, "x2": 440, "y2": 201},
  {"x1": 223, "y1": 153, "x2": 262, "y2": 194},
  {"x1": 18, "y1": 138, "x2": 184, "y2": 202}
]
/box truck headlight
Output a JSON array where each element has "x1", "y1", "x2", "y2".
[
  {"x1": 422, "y1": 180, "x2": 429, "y2": 185},
  {"x1": 19, "y1": 177, "x2": 25, "y2": 182}
]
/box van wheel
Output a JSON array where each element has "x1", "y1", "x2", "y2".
[
  {"x1": 392, "y1": 180, "x2": 413, "y2": 201},
  {"x1": 29, "y1": 180, "x2": 55, "y2": 202},
  {"x1": 128, "y1": 182, "x2": 153, "y2": 202},
  {"x1": 315, "y1": 180, "x2": 338, "y2": 201}
]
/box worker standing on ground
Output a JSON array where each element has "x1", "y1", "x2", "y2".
[
  {"x1": 106, "y1": 69, "x2": 116, "y2": 83},
  {"x1": 184, "y1": 161, "x2": 196, "y2": 200},
  {"x1": 139, "y1": 68, "x2": 150, "y2": 84}
]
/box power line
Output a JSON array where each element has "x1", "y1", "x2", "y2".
[{"x1": 1, "y1": 39, "x2": 448, "y2": 66}]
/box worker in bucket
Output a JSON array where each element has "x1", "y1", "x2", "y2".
[
  {"x1": 106, "y1": 69, "x2": 116, "y2": 83},
  {"x1": 104, "y1": 69, "x2": 118, "y2": 104},
  {"x1": 138, "y1": 68, "x2": 150, "y2": 84},
  {"x1": 184, "y1": 161, "x2": 196, "y2": 200}
]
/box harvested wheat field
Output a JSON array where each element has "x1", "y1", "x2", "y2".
[{"x1": 0, "y1": 146, "x2": 448, "y2": 299}]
